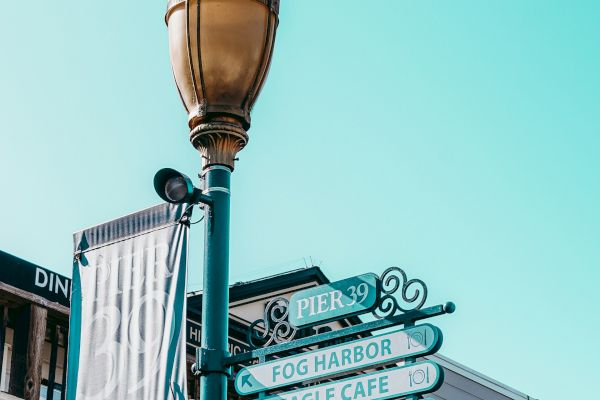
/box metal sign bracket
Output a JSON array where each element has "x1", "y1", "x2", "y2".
[{"x1": 192, "y1": 347, "x2": 232, "y2": 378}]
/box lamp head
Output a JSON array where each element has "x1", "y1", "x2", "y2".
[
  {"x1": 165, "y1": 0, "x2": 280, "y2": 131},
  {"x1": 153, "y1": 168, "x2": 198, "y2": 204}
]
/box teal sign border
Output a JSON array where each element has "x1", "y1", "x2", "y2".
[
  {"x1": 234, "y1": 323, "x2": 442, "y2": 395},
  {"x1": 289, "y1": 273, "x2": 380, "y2": 328},
  {"x1": 262, "y1": 360, "x2": 444, "y2": 400}
]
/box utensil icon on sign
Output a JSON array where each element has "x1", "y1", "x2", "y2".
[
  {"x1": 409, "y1": 367, "x2": 430, "y2": 387},
  {"x1": 408, "y1": 329, "x2": 427, "y2": 349}
]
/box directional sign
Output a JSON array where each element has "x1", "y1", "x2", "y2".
[
  {"x1": 263, "y1": 361, "x2": 443, "y2": 400},
  {"x1": 289, "y1": 273, "x2": 379, "y2": 328},
  {"x1": 234, "y1": 323, "x2": 442, "y2": 395}
]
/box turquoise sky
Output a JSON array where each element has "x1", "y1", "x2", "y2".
[{"x1": 1, "y1": 1, "x2": 599, "y2": 399}]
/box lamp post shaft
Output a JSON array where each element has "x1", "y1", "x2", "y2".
[
  {"x1": 164, "y1": 1, "x2": 280, "y2": 396},
  {"x1": 200, "y1": 165, "x2": 232, "y2": 400}
]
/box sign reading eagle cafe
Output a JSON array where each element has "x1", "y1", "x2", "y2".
[{"x1": 220, "y1": 267, "x2": 455, "y2": 399}]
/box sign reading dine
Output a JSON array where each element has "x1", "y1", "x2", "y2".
[{"x1": 0, "y1": 250, "x2": 71, "y2": 307}]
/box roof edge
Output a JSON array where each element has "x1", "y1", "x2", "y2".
[{"x1": 426, "y1": 353, "x2": 537, "y2": 400}]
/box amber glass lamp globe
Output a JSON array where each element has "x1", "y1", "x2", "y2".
[{"x1": 166, "y1": 0, "x2": 279, "y2": 133}]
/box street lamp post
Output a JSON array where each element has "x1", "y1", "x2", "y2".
[{"x1": 164, "y1": 1, "x2": 280, "y2": 399}]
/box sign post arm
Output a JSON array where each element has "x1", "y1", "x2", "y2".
[{"x1": 227, "y1": 302, "x2": 455, "y2": 366}]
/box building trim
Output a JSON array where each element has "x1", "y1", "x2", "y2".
[
  {"x1": 426, "y1": 353, "x2": 537, "y2": 400},
  {"x1": 0, "y1": 282, "x2": 69, "y2": 316}
]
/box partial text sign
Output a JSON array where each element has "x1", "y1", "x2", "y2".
[{"x1": 264, "y1": 361, "x2": 443, "y2": 400}]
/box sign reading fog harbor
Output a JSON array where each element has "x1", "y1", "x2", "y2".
[
  {"x1": 229, "y1": 267, "x2": 456, "y2": 399},
  {"x1": 235, "y1": 324, "x2": 441, "y2": 395}
]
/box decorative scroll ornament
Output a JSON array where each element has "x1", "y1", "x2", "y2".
[
  {"x1": 248, "y1": 267, "x2": 429, "y2": 347},
  {"x1": 247, "y1": 297, "x2": 298, "y2": 349},
  {"x1": 372, "y1": 267, "x2": 428, "y2": 319}
]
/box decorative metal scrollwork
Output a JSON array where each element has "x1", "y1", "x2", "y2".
[
  {"x1": 372, "y1": 267, "x2": 428, "y2": 319},
  {"x1": 247, "y1": 267, "x2": 429, "y2": 346},
  {"x1": 247, "y1": 297, "x2": 298, "y2": 349}
]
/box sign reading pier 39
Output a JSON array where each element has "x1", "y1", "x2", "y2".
[{"x1": 289, "y1": 273, "x2": 379, "y2": 328}]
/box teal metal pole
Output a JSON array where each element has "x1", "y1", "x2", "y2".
[{"x1": 199, "y1": 164, "x2": 232, "y2": 400}]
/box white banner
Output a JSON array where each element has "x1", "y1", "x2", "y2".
[{"x1": 67, "y1": 204, "x2": 190, "y2": 400}]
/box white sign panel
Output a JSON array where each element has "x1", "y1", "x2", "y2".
[{"x1": 264, "y1": 361, "x2": 442, "y2": 400}]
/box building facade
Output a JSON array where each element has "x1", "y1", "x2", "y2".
[
  {"x1": 0, "y1": 251, "x2": 69, "y2": 400},
  {"x1": 0, "y1": 251, "x2": 536, "y2": 400}
]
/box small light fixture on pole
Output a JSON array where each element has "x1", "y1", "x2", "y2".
[
  {"x1": 154, "y1": 167, "x2": 212, "y2": 205},
  {"x1": 163, "y1": 1, "x2": 280, "y2": 399}
]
